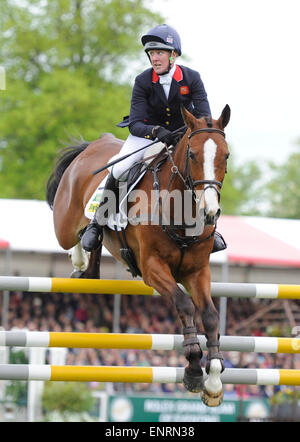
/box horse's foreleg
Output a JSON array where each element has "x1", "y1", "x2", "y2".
[
  {"x1": 201, "y1": 298, "x2": 224, "y2": 407},
  {"x1": 142, "y1": 257, "x2": 203, "y2": 393},
  {"x1": 185, "y1": 268, "x2": 224, "y2": 406},
  {"x1": 175, "y1": 288, "x2": 204, "y2": 393}
]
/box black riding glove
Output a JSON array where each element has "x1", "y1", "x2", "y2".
[{"x1": 152, "y1": 126, "x2": 174, "y2": 146}]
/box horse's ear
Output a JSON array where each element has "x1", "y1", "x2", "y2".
[
  {"x1": 218, "y1": 104, "x2": 231, "y2": 129},
  {"x1": 181, "y1": 105, "x2": 197, "y2": 130}
]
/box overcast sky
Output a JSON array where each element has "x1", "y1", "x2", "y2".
[{"x1": 150, "y1": 0, "x2": 300, "y2": 166}]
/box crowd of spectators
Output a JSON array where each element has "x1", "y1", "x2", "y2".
[{"x1": 2, "y1": 288, "x2": 300, "y2": 399}]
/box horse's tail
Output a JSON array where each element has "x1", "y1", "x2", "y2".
[{"x1": 46, "y1": 140, "x2": 90, "y2": 209}]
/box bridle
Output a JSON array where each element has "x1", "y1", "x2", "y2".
[
  {"x1": 164, "y1": 126, "x2": 226, "y2": 207},
  {"x1": 185, "y1": 127, "x2": 226, "y2": 202}
]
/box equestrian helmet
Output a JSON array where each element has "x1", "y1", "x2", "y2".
[{"x1": 141, "y1": 24, "x2": 182, "y2": 56}]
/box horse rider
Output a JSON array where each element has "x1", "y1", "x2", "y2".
[{"x1": 81, "y1": 24, "x2": 226, "y2": 253}]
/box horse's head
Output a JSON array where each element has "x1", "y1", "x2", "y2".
[{"x1": 181, "y1": 105, "x2": 230, "y2": 227}]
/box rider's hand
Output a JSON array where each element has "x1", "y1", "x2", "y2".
[{"x1": 152, "y1": 126, "x2": 175, "y2": 146}]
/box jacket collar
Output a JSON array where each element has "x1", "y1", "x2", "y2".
[{"x1": 152, "y1": 65, "x2": 183, "y2": 83}]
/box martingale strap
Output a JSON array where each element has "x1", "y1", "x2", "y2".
[
  {"x1": 162, "y1": 224, "x2": 216, "y2": 249},
  {"x1": 114, "y1": 226, "x2": 141, "y2": 278}
]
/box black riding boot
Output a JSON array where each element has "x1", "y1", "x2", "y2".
[
  {"x1": 212, "y1": 231, "x2": 227, "y2": 253},
  {"x1": 81, "y1": 173, "x2": 118, "y2": 252}
]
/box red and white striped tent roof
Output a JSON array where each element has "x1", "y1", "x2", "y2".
[
  {"x1": 217, "y1": 215, "x2": 300, "y2": 267},
  {"x1": 0, "y1": 238, "x2": 9, "y2": 249}
]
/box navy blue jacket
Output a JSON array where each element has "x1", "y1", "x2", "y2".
[{"x1": 126, "y1": 65, "x2": 211, "y2": 139}]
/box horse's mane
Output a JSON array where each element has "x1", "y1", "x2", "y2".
[{"x1": 46, "y1": 138, "x2": 90, "y2": 209}]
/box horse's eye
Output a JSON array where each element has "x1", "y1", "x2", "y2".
[
  {"x1": 225, "y1": 153, "x2": 230, "y2": 173},
  {"x1": 189, "y1": 151, "x2": 196, "y2": 161}
]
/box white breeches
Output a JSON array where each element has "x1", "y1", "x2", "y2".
[{"x1": 110, "y1": 134, "x2": 152, "y2": 181}]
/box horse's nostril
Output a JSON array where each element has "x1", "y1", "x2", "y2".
[
  {"x1": 205, "y1": 208, "x2": 221, "y2": 226},
  {"x1": 205, "y1": 214, "x2": 214, "y2": 225}
]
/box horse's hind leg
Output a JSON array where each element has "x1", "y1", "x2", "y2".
[
  {"x1": 70, "y1": 242, "x2": 102, "y2": 279},
  {"x1": 69, "y1": 243, "x2": 89, "y2": 277},
  {"x1": 142, "y1": 258, "x2": 204, "y2": 393}
]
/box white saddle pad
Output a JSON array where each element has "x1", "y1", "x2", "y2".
[{"x1": 84, "y1": 141, "x2": 165, "y2": 231}]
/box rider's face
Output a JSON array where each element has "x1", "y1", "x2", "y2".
[{"x1": 148, "y1": 50, "x2": 174, "y2": 75}]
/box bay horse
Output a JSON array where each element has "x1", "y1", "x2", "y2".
[{"x1": 46, "y1": 105, "x2": 231, "y2": 406}]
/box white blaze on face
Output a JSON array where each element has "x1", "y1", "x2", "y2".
[{"x1": 203, "y1": 139, "x2": 219, "y2": 216}]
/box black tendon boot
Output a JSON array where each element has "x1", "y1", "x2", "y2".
[
  {"x1": 212, "y1": 231, "x2": 227, "y2": 253},
  {"x1": 81, "y1": 173, "x2": 118, "y2": 251}
]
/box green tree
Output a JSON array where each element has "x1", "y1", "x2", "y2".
[
  {"x1": 0, "y1": 0, "x2": 161, "y2": 199},
  {"x1": 0, "y1": 0, "x2": 160, "y2": 84},
  {"x1": 0, "y1": 71, "x2": 132, "y2": 198},
  {"x1": 220, "y1": 147, "x2": 263, "y2": 215},
  {"x1": 265, "y1": 144, "x2": 300, "y2": 219},
  {"x1": 42, "y1": 381, "x2": 95, "y2": 421},
  {"x1": 0, "y1": 0, "x2": 265, "y2": 213}
]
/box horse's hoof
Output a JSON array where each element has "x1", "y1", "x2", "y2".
[
  {"x1": 183, "y1": 370, "x2": 204, "y2": 393},
  {"x1": 200, "y1": 386, "x2": 224, "y2": 407},
  {"x1": 70, "y1": 270, "x2": 86, "y2": 279}
]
